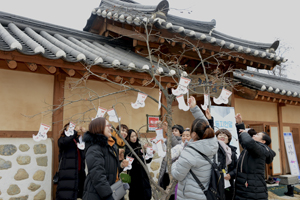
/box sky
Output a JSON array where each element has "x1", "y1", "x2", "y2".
[{"x1": 1, "y1": 0, "x2": 299, "y2": 81}]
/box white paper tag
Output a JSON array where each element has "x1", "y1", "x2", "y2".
[
  {"x1": 224, "y1": 174, "x2": 231, "y2": 188},
  {"x1": 77, "y1": 135, "x2": 85, "y2": 150},
  {"x1": 201, "y1": 94, "x2": 209, "y2": 110},
  {"x1": 96, "y1": 107, "x2": 107, "y2": 118},
  {"x1": 131, "y1": 92, "x2": 148, "y2": 109},
  {"x1": 33, "y1": 123, "x2": 51, "y2": 142},
  {"x1": 65, "y1": 121, "x2": 76, "y2": 137},
  {"x1": 158, "y1": 90, "x2": 162, "y2": 110},
  {"x1": 107, "y1": 108, "x2": 121, "y2": 123},
  {"x1": 156, "y1": 140, "x2": 166, "y2": 157},
  {"x1": 155, "y1": 128, "x2": 165, "y2": 141},
  {"x1": 123, "y1": 156, "x2": 134, "y2": 171}
]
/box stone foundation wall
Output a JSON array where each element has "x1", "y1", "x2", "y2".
[{"x1": 0, "y1": 138, "x2": 52, "y2": 200}]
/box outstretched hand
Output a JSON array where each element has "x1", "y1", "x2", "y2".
[
  {"x1": 188, "y1": 96, "x2": 196, "y2": 109},
  {"x1": 235, "y1": 113, "x2": 242, "y2": 124},
  {"x1": 205, "y1": 108, "x2": 212, "y2": 120}
]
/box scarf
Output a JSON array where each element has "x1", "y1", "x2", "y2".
[
  {"x1": 107, "y1": 137, "x2": 119, "y2": 182},
  {"x1": 219, "y1": 140, "x2": 232, "y2": 166}
]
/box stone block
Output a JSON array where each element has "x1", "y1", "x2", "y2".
[
  {"x1": 14, "y1": 169, "x2": 29, "y2": 180},
  {"x1": 0, "y1": 144, "x2": 17, "y2": 156},
  {"x1": 34, "y1": 190, "x2": 46, "y2": 200},
  {"x1": 36, "y1": 156, "x2": 48, "y2": 166},
  {"x1": 28, "y1": 183, "x2": 41, "y2": 191},
  {"x1": 7, "y1": 184, "x2": 20, "y2": 195},
  {"x1": 19, "y1": 144, "x2": 30, "y2": 152},
  {"x1": 9, "y1": 195, "x2": 28, "y2": 200},
  {"x1": 33, "y1": 170, "x2": 45, "y2": 181},
  {"x1": 150, "y1": 161, "x2": 160, "y2": 171},
  {"x1": 150, "y1": 172, "x2": 154, "y2": 178},
  {"x1": 279, "y1": 175, "x2": 299, "y2": 185},
  {"x1": 0, "y1": 158, "x2": 12, "y2": 170},
  {"x1": 34, "y1": 144, "x2": 47, "y2": 154},
  {"x1": 17, "y1": 156, "x2": 31, "y2": 165}
]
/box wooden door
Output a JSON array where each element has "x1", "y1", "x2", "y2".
[
  {"x1": 269, "y1": 126, "x2": 282, "y2": 175},
  {"x1": 292, "y1": 128, "x2": 300, "y2": 170}
]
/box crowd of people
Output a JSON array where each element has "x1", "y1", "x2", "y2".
[{"x1": 55, "y1": 96, "x2": 276, "y2": 200}]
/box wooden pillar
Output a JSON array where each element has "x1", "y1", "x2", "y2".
[
  {"x1": 277, "y1": 103, "x2": 286, "y2": 174},
  {"x1": 52, "y1": 70, "x2": 66, "y2": 199}
]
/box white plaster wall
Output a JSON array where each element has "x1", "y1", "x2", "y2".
[{"x1": 0, "y1": 138, "x2": 53, "y2": 200}]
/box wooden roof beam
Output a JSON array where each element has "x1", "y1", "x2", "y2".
[
  {"x1": 42, "y1": 65, "x2": 56, "y2": 74},
  {"x1": 6, "y1": 60, "x2": 17, "y2": 69},
  {"x1": 61, "y1": 68, "x2": 75, "y2": 77},
  {"x1": 25, "y1": 62, "x2": 37, "y2": 71}
]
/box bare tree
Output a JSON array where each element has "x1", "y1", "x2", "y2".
[{"x1": 24, "y1": 9, "x2": 241, "y2": 200}]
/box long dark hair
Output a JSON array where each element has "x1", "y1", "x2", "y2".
[
  {"x1": 60, "y1": 122, "x2": 70, "y2": 137},
  {"x1": 191, "y1": 119, "x2": 215, "y2": 140},
  {"x1": 89, "y1": 117, "x2": 106, "y2": 135}
]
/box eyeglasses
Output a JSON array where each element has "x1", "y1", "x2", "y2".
[
  {"x1": 105, "y1": 124, "x2": 112, "y2": 128},
  {"x1": 217, "y1": 133, "x2": 228, "y2": 138}
]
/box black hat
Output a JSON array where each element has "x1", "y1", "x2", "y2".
[{"x1": 172, "y1": 125, "x2": 184, "y2": 135}]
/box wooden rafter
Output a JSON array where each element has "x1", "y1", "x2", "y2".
[
  {"x1": 0, "y1": 51, "x2": 175, "y2": 84},
  {"x1": 25, "y1": 62, "x2": 37, "y2": 71},
  {"x1": 6, "y1": 60, "x2": 17, "y2": 69},
  {"x1": 42, "y1": 65, "x2": 56, "y2": 74}
]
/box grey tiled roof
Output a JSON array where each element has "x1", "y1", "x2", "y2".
[
  {"x1": 0, "y1": 11, "x2": 179, "y2": 76},
  {"x1": 234, "y1": 70, "x2": 300, "y2": 99},
  {"x1": 84, "y1": 0, "x2": 286, "y2": 64}
]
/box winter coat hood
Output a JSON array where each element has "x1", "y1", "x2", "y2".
[
  {"x1": 263, "y1": 143, "x2": 276, "y2": 164},
  {"x1": 187, "y1": 136, "x2": 218, "y2": 157},
  {"x1": 83, "y1": 131, "x2": 108, "y2": 147}
]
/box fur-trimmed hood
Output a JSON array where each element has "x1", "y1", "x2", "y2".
[{"x1": 83, "y1": 131, "x2": 108, "y2": 147}]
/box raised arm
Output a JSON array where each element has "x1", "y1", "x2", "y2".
[{"x1": 188, "y1": 96, "x2": 207, "y2": 121}]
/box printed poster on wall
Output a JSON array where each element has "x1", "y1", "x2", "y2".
[
  {"x1": 147, "y1": 115, "x2": 160, "y2": 132},
  {"x1": 211, "y1": 106, "x2": 240, "y2": 157},
  {"x1": 283, "y1": 132, "x2": 300, "y2": 178}
]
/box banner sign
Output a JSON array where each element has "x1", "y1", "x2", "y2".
[
  {"x1": 283, "y1": 132, "x2": 300, "y2": 178},
  {"x1": 146, "y1": 115, "x2": 160, "y2": 132},
  {"x1": 211, "y1": 106, "x2": 240, "y2": 157}
]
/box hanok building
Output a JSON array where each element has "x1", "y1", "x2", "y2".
[{"x1": 0, "y1": 0, "x2": 299, "y2": 199}]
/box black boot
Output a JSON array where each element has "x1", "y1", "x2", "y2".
[{"x1": 284, "y1": 185, "x2": 294, "y2": 197}]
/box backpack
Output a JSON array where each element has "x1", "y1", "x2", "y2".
[{"x1": 188, "y1": 146, "x2": 225, "y2": 200}]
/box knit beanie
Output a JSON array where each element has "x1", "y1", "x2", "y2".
[{"x1": 172, "y1": 125, "x2": 184, "y2": 135}]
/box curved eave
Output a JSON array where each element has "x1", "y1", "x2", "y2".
[
  {"x1": 234, "y1": 71, "x2": 300, "y2": 99},
  {"x1": 0, "y1": 12, "x2": 185, "y2": 77}
]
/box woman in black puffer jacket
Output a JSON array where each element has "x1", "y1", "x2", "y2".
[
  {"x1": 234, "y1": 114, "x2": 276, "y2": 200},
  {"x1": 56, "y1": 123, "x2": 86, "y2": 200},
  {"x1": 82, "y1": 117, "x2": 128, "y2": 200}
]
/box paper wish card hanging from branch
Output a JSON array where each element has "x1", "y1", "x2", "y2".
[
  {"x1": 172, "y1": 77, "x2": 191, "y2": 96},
  {"x1": 33, "y1": 123, "x2": 51, "y2": 142},
  {"x1": 201, "y1": 94, "x2": 209, "y2": 111},
  {"x1": 176, "y1": 95, "x2": 190, "y2": 111},
  {"x1": 213, "y1": 87, "x2": 232, "y2": 105},
  {"x1": 131, "y1": 92, "x2": 148, "y2": 109},
  {"x1": 96, "y1": 107, "x2": 107, "y2": 118},
  {"x1": 107, "y1": 108, "x2": 121, "y2": 123}
]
